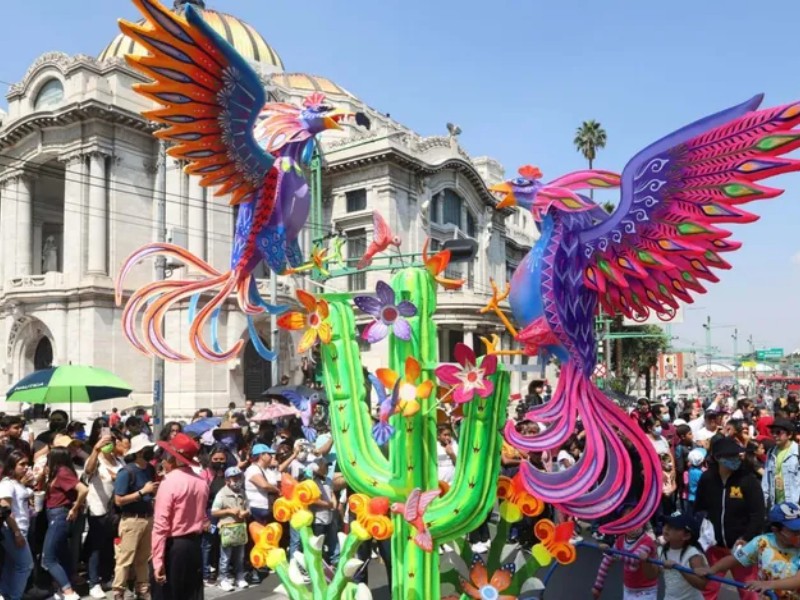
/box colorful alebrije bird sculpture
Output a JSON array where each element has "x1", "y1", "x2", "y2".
[
  {"x1": 491, "y1": 95, "x2": 800, "y2": 534},
  {"x1": 114, "y1": 0, "x2": 358, "y2": 363}
]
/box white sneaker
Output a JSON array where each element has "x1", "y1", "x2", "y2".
[
  {"x1": 90, "y1": 584, "x2": 107, "y2": 599},
  {"x1": 236, "y1": 580, "x2": 249, "y2": 589},
  {"x1": 219, "y1": 580, "x2": 235, "y2": 592},
  {"x1": 63, "y1": 594, "x2": 81, "y2": 600}
]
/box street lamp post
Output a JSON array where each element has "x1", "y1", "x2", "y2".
[{"x1": 732, "y1": 328, "x2": 739, "y2": 385}]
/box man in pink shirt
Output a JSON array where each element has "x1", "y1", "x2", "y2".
[{"x1": 152, "y1": 433, "x2": 209, "y2": 600}]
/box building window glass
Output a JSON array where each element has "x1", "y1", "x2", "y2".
[
  {"x1": 346, "y1": 189, "x2": 367, "y2": 212},
  {"x1": 33, "y1": 79, "x2": 64, "y2": 111},
  {"x1": 348, "y1": 229, "x2": 367, "y2": 291},
  {"x1": 431, "y1": 193, "x2": 440, "y2": 224},
  {"x1": 467, "y1": 212, "x2": 476, "y2": 237},
  {"x1": 442, "y1": 189, "x2": 462, "y2": 228}
]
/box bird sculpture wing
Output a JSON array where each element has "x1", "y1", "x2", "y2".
[
  {"x1": 121, "y1": 0, "x2": 274, "y2": 206},
  {"x1": 281, "y1": 389, "x2": 310, "y2": 413},
  {"x1": 372, "y1": 211, "x2": 392, "y2": 245},
  {"x1": 579, "y1": 95, "x2": 800, "y2": 319}
]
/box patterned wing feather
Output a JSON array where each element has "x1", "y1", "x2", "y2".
[
  {"x1": 372, "y1": 211, "x2": 391, "y2": 244},
  {"x1": 417, "y1": 489, "x2": 441, "y2": 515},
  {"x1": 580, "y1": 95, "x2": 800, "y2": 319},
  {"x1": 122, "y1": 0, "x2": 274, "y2": 206},
  {"x1": 404, "y1": 488, "x2": 421, "y2": 522},
  {"x1": 280, "y1": 389, "x2": 309, "y2": 412}
]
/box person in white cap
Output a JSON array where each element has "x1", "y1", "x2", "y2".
[{"x1": 112, "y1": 433, "x2": 158, "y2": 600}]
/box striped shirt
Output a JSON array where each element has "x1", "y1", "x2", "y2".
[{"x1": 594, "y1": 532, "x2": 658, "y2": 592}]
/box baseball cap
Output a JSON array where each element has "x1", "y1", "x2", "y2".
[
  {"x1": 769, "y1": 418, "x2": 796, "y2": 434},
  {"x1": 687, "y1": 448, "x2": 707, "y2": 467},
  {"x1": 251, "y1": 443, "x2": 274, "y2": 457},
  {"x1": 711, "y1": 436, "x2": 744, "y2": 458},
  {"x1": 224, "y1": 466, "x2": 242, "y2": 478},
  {"x1": 665, "y1": 512, "x2": 700, "y2": 540},
  {"x1": 769, "y1": 502, "x2": 800, "y2": 531}
]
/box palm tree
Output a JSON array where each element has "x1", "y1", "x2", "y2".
[{"x1": 573, "y1": 120, "x2": 607, "y2": 201}]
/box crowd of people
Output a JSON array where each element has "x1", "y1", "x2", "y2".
[{"x1": 3, "y1": 382, "x2": 800, "y2": 599}]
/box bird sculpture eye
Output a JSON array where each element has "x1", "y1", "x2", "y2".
[{"x1": 513, "y1": 178, "x2": 529, "y2": 186}]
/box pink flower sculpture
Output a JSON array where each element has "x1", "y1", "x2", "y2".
[
  {"x1": 354, "y1": 281, "x2": 417, "y2": 343},
  {"x1": 435, "y1": 343, "x2": 497, "y2": 405}
]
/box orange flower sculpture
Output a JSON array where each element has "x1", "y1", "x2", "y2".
[
  {"x1": 272, "y1": 473, "x2": 321, "y2": 524},
  {"x1": 422, "y1": 238, "x2": 464, "y2": 290},
  {"x1": 459, "y1": 555, "x2": 517, "y2": 600},
  {"x1": 532, "y1": 519, "x2": 577, "y2": 566},
  {"x1": 497, "y1": 472, "x2": 544, "y2": 523},
  {"x1": 249, "y1": 521, "x2": 284, "y2": 570},
  {"x1": 277, "y1": 289, "x2": 332, "y2": 354},
  {"x1": 376, "y1": 356, "x2": 433, "y2": 416},
  {"x1": 348, "y1": 494, "x2": 394, "y2": 541}
]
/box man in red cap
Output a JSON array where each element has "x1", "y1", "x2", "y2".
[{"x1": 152, "y1": 433, "x2": 209, "y2": 600}]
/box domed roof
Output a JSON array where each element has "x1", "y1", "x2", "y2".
[
  {"x1": 270, "y1": 73, "x2": 355, "y2": 99},
  {"x1": 98, "y1": 8, "x2": 284, "y2": 71}
]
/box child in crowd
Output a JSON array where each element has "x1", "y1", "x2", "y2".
[
  {"x1": 211, "y1": 467, "x2": 250, "y2": 592},
  {"x1": 658, "y1": 513, "x2": 707, "y2": 600},
  {"x1": 593, "y1": 506, "x2": 659, "y2": 599},
  {"x1": 309, "y1": 459, "x2": 338, "y2": 565},
  {"x1": 683, "y1": 448, "x2": 706, "y2": 513}
]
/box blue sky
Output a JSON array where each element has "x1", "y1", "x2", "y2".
[{"x1": 3, "y1": 0, "x2": 800, "y2": 355}]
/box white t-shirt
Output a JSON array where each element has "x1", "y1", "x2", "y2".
[
  {"x1": 244, "y1": 464, "x2": 280, "y2": 510},
  {"x1": 437, "y1": 441, "x2": 458, "y2": 484},
  {"x1": 650, "y1": 436, "x2": 670, "y2": 456},
  {"x1": 312, "y1": 476, "x2": 334, "y2": 525},
  {"x1": 0, "y1": 477, "x2": 32, "y2": 536},
  {"x1": 659, "y1": 545, "x2": 704, "y2": 600},
  {"x1": 86, "y1": 455, "x2": 125, "y2": 516}
]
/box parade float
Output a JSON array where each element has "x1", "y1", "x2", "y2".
[{"x1": 112, "y1": 0, "x2": 800, "y2": 597}]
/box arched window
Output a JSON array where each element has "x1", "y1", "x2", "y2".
[{"x1": 33, "y1": 79, "x2": 64, "y2": 111}]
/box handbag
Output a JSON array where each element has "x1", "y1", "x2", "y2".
[{"x1": 219, "y1": 521, "x2": 247, "y2": 548}]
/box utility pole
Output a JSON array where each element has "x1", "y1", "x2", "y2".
[
  {"x1": 702, "y1": 315, "x2": 712, "y2": 392},
  {"x1": 732, "y1": 328, "x2": 739, "y2": 382},
  {"x1": 747, "y1": 334, "x2": 754, "y2": 356},
  {"x1": 152, "y1": 139, "x2": 167, "y2": 439}
]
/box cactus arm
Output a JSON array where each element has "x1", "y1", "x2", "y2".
[
  {"x1": 325, "y1": 532, "x2": 368, "y2": 600},
  {"x1": 273, "y1": 561, "x2": 312, "y2": 600},
  {"x1": 297, "y1": 524, "x2": 328, "y2": 597},
  {"x1": 427, "y1": 368, "x2": 509, "y2": 542},
  {"x1": 505, "y1": 555, "x2": 545, "y2": 596},
  {"x1": 321, "y1": 295, "x2": 396, "y2": 498}
]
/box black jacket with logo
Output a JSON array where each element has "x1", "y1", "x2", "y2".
[{"x1": 694, "y1": 466, "x2": 765, "y2": 549}]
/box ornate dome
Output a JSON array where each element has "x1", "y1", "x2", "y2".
[
  {"x1": 270, "y1": 73, "x2": 355, "y2": 98},
  {"x1": 98, "y1": 5, "x2": 284, "y2": 71}
]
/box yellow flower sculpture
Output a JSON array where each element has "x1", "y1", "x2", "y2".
[
  {"x1": 348, "y1": 494, "x2": 394, "y2": 541},
  {"x1": 277, "y1": 289, "x2": 332, "y2": 354},
  {"x1": 376, "y1": 356, "x2": 433, "y2": 417},
  {"x1": 497, "y1": 472, "x2": 544, "y2": 523},
  {"x1": 531, "y1": 519, "x2": 577, "y2": 566},
  {"x1": 249, "y1": 522, "x2": 285, "y2": 570},
  {"x1": 272, "y1": 473, "x2": 321, "y2": 524}
]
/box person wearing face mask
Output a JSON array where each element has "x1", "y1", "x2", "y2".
[
  {"x1": 112, "y1": 433, "x2": 158, "y2": 600},
  {"x1": 696, "y1": 502, "x2": 800, "y2": 599},
  {"x1": 211, "y1": 467, "x2": 250, "y2": 592},
  {"x1": 201, "y1": 446, "x2": 228, "y2": 585},
  {"x1": 693, "y1": 436, "x2": 764, "y2": 600}
]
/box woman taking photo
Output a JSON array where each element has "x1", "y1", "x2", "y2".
[
  {"x1": 0, "y1": 450, "x2": 35, "y2": 600},
  {"x1": 42, "y1": 441, "x2": 88, "y2": 600},
  {"x1": 83, "y1": 429, "x2": 127, "y2": 599}
]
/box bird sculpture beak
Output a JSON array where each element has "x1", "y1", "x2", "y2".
[
  {"x1": 489, "y1": 182, "x2": 516, "y2": 209},
  {"x1": 323, "y1": 108, "x2": 353, "y2": 130}
]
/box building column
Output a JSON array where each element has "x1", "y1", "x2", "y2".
[
  {"x1": 17, "y1": 174, "x2": 33, "y2": 277},
  {"x1": 187, "y1": 175, "x2": 206, "y2": 273},
  {"x1": 61, "y1": 155, "x2": 85, "y2": 282},
  {"x1": 87, "y1": 153, "x2": 107, "y2": 275},
  {"x1": 464, "y1": 325, "x2": 476, "y2": 350}
]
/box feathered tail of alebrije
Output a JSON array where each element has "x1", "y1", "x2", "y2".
[
  {"x1": 504, "y1": 361, "x2": 661, "y2": 534},
  {"x1": 115, "y1": 243, "x2": 265, "y2": 363}
]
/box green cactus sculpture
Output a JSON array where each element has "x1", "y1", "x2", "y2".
[{"x1": 316, "y1": 267, "x2": 510, "y2": 600}]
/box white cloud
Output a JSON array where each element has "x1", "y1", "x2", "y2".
[{"x1": 791, "y1": 252, "x2": 800, "y2": 265}]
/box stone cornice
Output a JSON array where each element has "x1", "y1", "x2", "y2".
[
  {"x1": 0, "y1": 101, "x2": 155, "y2": 151},
  {"x1": 8, "y1": 52, "x2": 148, "y2": 100}
]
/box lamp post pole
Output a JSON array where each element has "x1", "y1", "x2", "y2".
[{"x1": 152, "y1": 140, "x2": 167, "y2": 438}]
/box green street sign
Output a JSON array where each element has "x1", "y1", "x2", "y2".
[{"x1": 756, "y1": 348, "x2": 784, "y2": 360}]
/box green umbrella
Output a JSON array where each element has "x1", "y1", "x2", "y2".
[{"x1": 7, "y1": 365, "x2": 133, "y2": 418}]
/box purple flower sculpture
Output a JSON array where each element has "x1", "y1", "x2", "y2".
[{"x1": 354, "y1": 281, "x2": 417, "y2": 343}]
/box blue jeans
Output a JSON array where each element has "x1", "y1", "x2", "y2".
[
  {"x1": 219, "y1": 544, "x2": 245, "y2": 582},
  {"x1": 86, "y1": 515, "x2": 114, "y2": 587},
  {"x1": 1, "y1": 526, "x2": 34, "y2": 600},
  {"x1": 202, "y1": 530, "x2": 219, "y2": 579},
  {"x1": 249, "y1": 507, "x2": 271, "y2": 525},
  {"x1": 42, "y1": 507, "x2": 72, "y2": 591}
]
